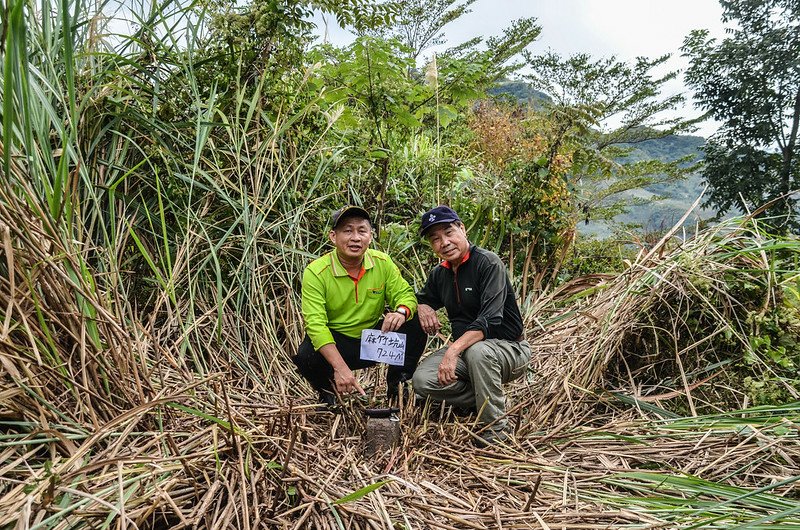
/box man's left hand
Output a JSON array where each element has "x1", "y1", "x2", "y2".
[
  {"x1": 381, "y1": 311, "x2": 405, "y2": 332},
  {"x1": 437, "y1": 351, "x2": 459, "y2": 386}
]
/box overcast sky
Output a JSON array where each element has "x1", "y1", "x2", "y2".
[{"x1": 317, "y1": 0, "x2": 729, "y2": 137}]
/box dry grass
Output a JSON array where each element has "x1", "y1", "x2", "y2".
[
  {"x1": 518, "y1": 206, "x2": 800, "y2": 427},
  {"x1": 2, "y1": 165, "x2": 799, "y2": 529}
]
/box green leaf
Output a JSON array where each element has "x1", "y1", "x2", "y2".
[
  {"x1": 332, "y1": 479, "x2": 392, "y2": 505},
  {"x1": 166, "y1": 402, "x2": 231, "y2": 431},
  {"x1": 437, "y1": 104, "x2": 458, "y2": 128},
  {"x1": 368, "y1": 149, "x2": 389, "y2": 159},
  {"x1": 394, "y1": 109, "x2": 422, "y2": 128}
]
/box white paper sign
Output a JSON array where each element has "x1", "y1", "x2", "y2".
[{"x1": 359, "y1": 329, "x2": 406, "y2": 366}]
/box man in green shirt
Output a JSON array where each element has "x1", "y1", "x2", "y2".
[{"x1": 292, "y1": 205, "x2": 427, "y2": 406}]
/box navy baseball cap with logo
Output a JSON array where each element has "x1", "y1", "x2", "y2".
[
  {"x1": 419, "y1": 205, "x2": 462, "y2": 236},
  {"x1": 331, "y1": 205, "x2": 371, "y2": 229}
]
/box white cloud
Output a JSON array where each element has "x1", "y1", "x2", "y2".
[
  {"x1": 577, "y1": 1, "x2": 725, "y2": 60},
  {"x1": 314, "y1": 0, "x2": 729, "y2": 137}
]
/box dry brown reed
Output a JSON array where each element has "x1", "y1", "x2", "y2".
[
  {"x1": 517, "y1": 208, "x2": 800, "y2": 427},
  {"x1": 1, "y1": 186, "x2": 798, "y2": 528}
]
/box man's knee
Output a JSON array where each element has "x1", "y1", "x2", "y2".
[
  {"x1": 412, "y1": 370, "x2": 432, "y2": 395},
  {"x1": 463, "y1": 341, "x2": 497, "y2": 367},
  {"x1": 412, "y1": 361, "x2": 438, "y2": 396},
  {"x1": 292, "y1": 337, "x2": 315, "y2": 369}
]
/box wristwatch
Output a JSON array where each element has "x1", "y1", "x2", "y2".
[{"x1": 395, "y1": 306, "x2": 409, "y2": 320}]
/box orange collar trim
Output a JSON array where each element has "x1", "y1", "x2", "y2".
[
  {"x1": 350, "y1": 266, "x2": 366, "y2": 282},
  {"x1": 331, "y1": 250, "x2": 374, "y2": 277},
  {"x1": 441, "y1": 248, "x2": 471, "y2": 270}
]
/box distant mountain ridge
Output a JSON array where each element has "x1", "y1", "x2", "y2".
[
  {"x1": 491, "y1": 81, "x2": 710, "y2": 237},
  {"x1": 489, "y1": 80, "x2": 551, "y2": 104},
  {"x1": 602, "y1": 135, "x2": 710, "y2": 237}
]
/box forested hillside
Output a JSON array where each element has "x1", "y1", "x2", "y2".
[
  {"x1": 586, "y1": 134, "x2": 709, "y2": 236},
  {"x1": 493, "y1": 80, "x2": 711, "y2": 235}
]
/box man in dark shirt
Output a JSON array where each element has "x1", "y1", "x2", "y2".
[{"x1": 412, "y1": 206, "x2": 531, "y2": 446}]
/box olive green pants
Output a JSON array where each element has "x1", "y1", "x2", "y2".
[{"x1": 412, "y1": 339, "x2": 531, "y2": 430}]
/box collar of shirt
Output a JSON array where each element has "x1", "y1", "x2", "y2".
[
  {"x1": 330, "y1": 249, "x2": 375, "y2": 278},
  {"x1": 441, "y1": 246, "x2": 472, "y2": 270}
]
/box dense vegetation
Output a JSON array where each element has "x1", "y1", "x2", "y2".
[
  {"x1": 0, "y1": 0, "x2": 798, "y2": 528},
  {"x1": 684, "y1": 0, "x2": 800, "y2": 231}
]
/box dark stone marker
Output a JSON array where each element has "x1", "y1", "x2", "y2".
[{"x1": 364, "y1": 409, "x2": 401, "y2": 457}]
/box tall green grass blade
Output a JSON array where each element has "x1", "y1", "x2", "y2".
[
  {"x1": 125, "y1": 215, "x2": 167, "y2": 290},
  {"x1": 333, "y1": 479, "x2": 393, "y2": 505},
  {"x1": 3, "y1": 0, "x2": 35, "y2": 180},
  {"x1": 609, "y1": 391, "x2": 681, "y2": 419},
  {"x1": 726, "y1": 504, "x2": 800, "y2": 530}
]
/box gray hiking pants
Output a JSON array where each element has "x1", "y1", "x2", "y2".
[{"x1": 412, "y1": 339, "x2": 531, "y2": 430}]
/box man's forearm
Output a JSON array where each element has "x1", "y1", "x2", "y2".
[
  {"x1": 446, "y1": 330, "x2": 485, "y2": 357},
  {"x1": 318, "y1": 343, "x2": 348, "y2": 371},
  {"x1": 436, "y1": 329, "x2": 485, "y2": 386}
]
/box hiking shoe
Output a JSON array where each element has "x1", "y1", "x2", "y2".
[
  {"x1": 387, "y1": 382, "x2": 411, "y2": 405},
  {"x1": 451, "y1": 405, "x2": 478, "y2": 417},
  {"x1": 471, "y1": 428, "x2": 511, "y2": 448},
  {"x1": 316, "y1": 390, "x2": 338, "y2": 411}
]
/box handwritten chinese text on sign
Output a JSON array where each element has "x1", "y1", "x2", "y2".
[{"x1": 359, "y1": 330, "x2": 406, "y2": 366}]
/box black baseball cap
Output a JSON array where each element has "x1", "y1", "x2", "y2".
[
  {"x1": 331, "y1": 205, "x2": 371, "y2": 229},
  {"x1": 419, "y1": 205, "x2": 462, "y2": 236}
]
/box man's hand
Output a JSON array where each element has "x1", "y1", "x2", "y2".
[
  {"x1": 417, "y1": 304, "x2": 441, "y2": 335},
  {"x1": 333, "y1": 367, "x2": 366, "y2": 395},
  {"x1": 437, "y1": 351, "x2": 459, "y2": 386},
  {"x1": 381, "y1": 311, "x2": 405, "y2": 332}
]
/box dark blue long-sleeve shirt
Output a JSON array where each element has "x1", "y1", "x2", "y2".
[{"x1": 417, "y1": 245, "x2": 524, "y2": 341}]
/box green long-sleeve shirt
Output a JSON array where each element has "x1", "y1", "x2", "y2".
[{"x1": 302, "y1": 248, "x2": 418, "y2": 350}]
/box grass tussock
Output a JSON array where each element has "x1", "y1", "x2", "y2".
[{"x1": 520, "y1": 207, "x2": 800, "y2": 426}]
